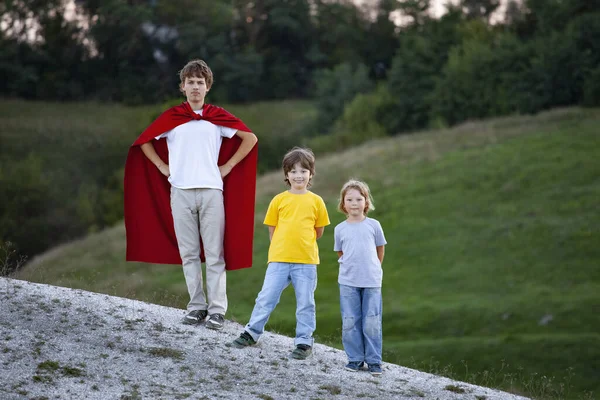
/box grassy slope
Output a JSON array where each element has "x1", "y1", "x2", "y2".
[{"x1": 16, "y1": 107, "x2": 600, "y2": 399}]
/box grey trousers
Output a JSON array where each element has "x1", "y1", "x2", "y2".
[{"x1": 171, "y1": 187, "x2": 227, "y2": 315}]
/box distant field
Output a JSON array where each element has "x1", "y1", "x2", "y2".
[{"x1": 15, "y1": 107, "x2": 600, "y2": 399}]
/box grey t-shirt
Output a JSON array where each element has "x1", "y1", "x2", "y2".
[{"x1": 333, "y1": 217, "x2": 387, "y2": 288}]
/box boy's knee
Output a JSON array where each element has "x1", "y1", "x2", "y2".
[
  {"x1": 342, "y1": 316, "x2": 356, "y2": 331},
  {"x1": 180, "y1": 252, "x2": 200, "y2": 263},
  {"x1": 364, "y1": 314, "x2": 381, "y2": 337}
]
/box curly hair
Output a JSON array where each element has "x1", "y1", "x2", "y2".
[
  {"x1": 338, "y1": 179, "x2": 375, "y2": 215},
  {"x1": 179, "y1": 59, "x2": 214, "y2": 89}
]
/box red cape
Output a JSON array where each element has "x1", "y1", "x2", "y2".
[{"x1": 124, "y1": 102, "x2": 256, "y2": 270}]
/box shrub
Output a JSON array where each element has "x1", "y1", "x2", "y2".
[
  {"x1": 312, "y1": 62, "x2": 374, "y2": 132},
  {"x1": 309, "y1": 85, "x2": 393, "y2": 154},
  {"x1": 583, "y1": 66, "x2": 600, "y2": 107}
]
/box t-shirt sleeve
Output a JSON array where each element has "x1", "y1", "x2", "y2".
[
  {"x1": 315, "y1": 196, "x2": 330, "y2": 227},
  {"x1": 374, "y1": 220, "x2": 387, "y2": 246},
  {"x1": 155, "y1": 129, "x2": 172, "y2": 140},
  {"x1": 263, "y1": 197, "x2": 279, "y2": 226},
  {"x1": 219, "y1": 126, "x2": 238, "y2": 139},
  {"x1": 333, "y1": 225, "x2": 342, "y2": 251}
]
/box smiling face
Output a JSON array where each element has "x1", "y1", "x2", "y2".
[
  {"x1": 337, "y1": 180, "x2": 374, "y2": 218},
  {"x1": 343, "y1": 188, "x2": 367, "y2": 218},
  {"x1": 180, "y1": 75, "x2": 209, "y2": 107},
  {"x1": 286, "y1": 162, "x2": 312, "y2": 193}
]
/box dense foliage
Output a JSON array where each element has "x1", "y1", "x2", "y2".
[{"x1": 2, "y1": 1, "x2": 598, "y2": 119}]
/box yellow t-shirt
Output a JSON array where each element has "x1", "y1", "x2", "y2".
[{"x1": 264, "y1": 191, "x2": 330, "y2": 265}]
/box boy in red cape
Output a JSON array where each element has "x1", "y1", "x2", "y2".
[{"x1": 124, "y1": 59, "x2": 258, "y2": 330}]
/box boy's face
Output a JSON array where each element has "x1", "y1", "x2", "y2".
[
  {"x1": 344, "y1": 188, "x2": 366, "y2": 218},
  {"x1": 181, "y1": 75, "x2": 209, "y2": 104},
  {"x1": 286, "y1": 162, "x2": 312, "y2": 192}
]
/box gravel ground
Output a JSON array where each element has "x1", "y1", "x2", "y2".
[{"x1": 0, "y1": 278, "x2": 530, "y2": 400}]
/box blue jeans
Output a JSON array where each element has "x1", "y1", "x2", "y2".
[
  {"x1": 245, "y1": 262, "x2": 317, "y2": 346},
  {"x1": 339, "y1": 284, "x2": 382, "y2": 365}
]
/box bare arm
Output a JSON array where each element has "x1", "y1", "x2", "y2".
[
  {"x1": 268, "y1": 226, "x2": 275, "y2": 241},
  {"x1": 336, "y1": 251, "x2": 343, "y2": 258},
  {"x1": 219, "y1": 130, "x2": 258, "y2": 178},
  {"x1": 141, "y1": 142, "x2": 170, "y2": 177},
  {"x1": 376, "y1": 245, "x2": 385, "y2": 264},
  {"x1": 315, "y1": 226, "x2": 325, "y2": 240}
]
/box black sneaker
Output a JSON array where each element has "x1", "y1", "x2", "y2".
[
  {"x1": 291, "y1": 344, "x2": 312, "y2": 360},
  {"x1": 368, "y1": 363, "x2": 383, "y2": 376},
  {"x1": 345, "y1": 361, "x2": 365, "y2": 372},
  {"x1": 227, "y1": 331, "x2": 256, "y2": 348},
  {"x1": 206, "y1": 313, "x2": 225, "y2": 330},
  {"x1": 181, "y1": 309, "x2": 207, "y2": 325}
]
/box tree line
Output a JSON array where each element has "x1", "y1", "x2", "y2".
[{"x1": 2, "y1": 0, "x2": 599, "y2": 129}]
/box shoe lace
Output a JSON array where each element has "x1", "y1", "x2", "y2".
[
  {"x1": 297, "y1": 344, "x2": 310, "y2": 351},
  {"x1": 240, "y1": 331, "x2": 253, "y2": 341},
  {"x1": 212, "y1": 314, "x2": 224, "y2": 323}
]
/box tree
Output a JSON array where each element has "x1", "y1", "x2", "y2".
[
  {"x1": 459, "y1": 0, "x2": 500, "y2": 21},
  {"x1": 386, "y1": 8, "x2": 463, "y2": 132},
  {"x1": 431, "y1": 31, "x2": 533, "y2": 124},
  {"x1": 313, "y1": 62, "x2": 374, "y2": 131},
  {"x1": 311, "y1": 0, "x2": 369, "y2": 68},
  {"x1": 229, "y1": 0, "x2": 316, "y2": 99},
  {"x1": 363, "y1": 0, "x2": 400, "y2": 79},
  {"x1": 0, "y1": 0, "x2": 87, "y2": 99},
  {"x1": 394, "y1": 0, "x2": 431, "y2": 26}
]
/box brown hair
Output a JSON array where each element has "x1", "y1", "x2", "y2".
[
  {"x1": 179, "y1": 59, "x2": 214, "y2": 89},
  {"x1": 338, "y1": 179, "x2": 375, "y2": 215},
  {"x1": 281, "y1": 147, "x2": 316, "y2": 187}
]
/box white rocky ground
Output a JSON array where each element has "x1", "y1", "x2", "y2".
[{"x1": 0, "y1": 278, "x2": 530, "y2": 400}]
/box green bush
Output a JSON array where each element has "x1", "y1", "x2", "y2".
[
  {"x1": 431, "y1": 32, "x2": 533, "y2": 125},
  {"x1": 583, "y1": 66, "x2": 600, "y2": 107},
  {"x1": 386, "y1": 10, "x2": 463, "y2": 133},
  {"x1": 0, "y1": 154, "x2": 53, "y2": 261},
  {"x1": 312, "y1": 62, "x2": 374, "y2": 131},
  {"x1": 309, "y1": 85, "x2": 393, "y2": 154}
]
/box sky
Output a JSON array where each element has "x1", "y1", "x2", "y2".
[
  {"x1": 353, "y1": 0, "x2": 509, "y2": 24},
  {"x1": 355, "y1": 0, "x2": 509, "y2": 19},
  {"x1": 7, "y1": 0, "x2": 509, "y2": 43},
  {"x1": 353, "y1": 0, "x2": 450, "y2": 17}
]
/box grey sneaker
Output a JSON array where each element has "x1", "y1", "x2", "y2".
[
  {"x1": 227, "y1": 331, "x2": 256, "y2": 348},
  {"x1": 291, "y1": 344, "x2": 312, "y2": 360},
  {"x1": 206, "y1": 313, "x2": 225, "y2": 330},
  {"x1": 345, "y1": 361, "x2": 365, "y2": 372},
  {"x1": 368, "y1": 364, "x2": 382, "y2": 376},
  {"x1": 181, "y1": 309, "x2": 207, "y2": 325}
]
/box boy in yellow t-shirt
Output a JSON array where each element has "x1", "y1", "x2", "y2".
[{"x1": 228, "y1": 147, "x2": 330, "y2": 359}]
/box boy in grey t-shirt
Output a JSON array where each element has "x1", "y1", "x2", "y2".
[{"x1": 334, "y1": 180, "x2": 387, "y2": 376}]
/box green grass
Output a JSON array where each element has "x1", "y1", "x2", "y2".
[{"x1": 14, "y1": 106, "x2": 600, "y2": 399}]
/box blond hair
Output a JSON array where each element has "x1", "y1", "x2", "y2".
[
  {"x1": 338, "y1": 179, "x2": 375, "y2": 215},
  {"x1": 281, "y1": 147, "x2": 315, "y2": 187},
  {"x1": 179, "y1": 59, "x2": 214, "y2": 89}
]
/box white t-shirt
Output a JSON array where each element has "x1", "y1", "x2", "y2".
[
  {"x1": 334, "y1": 217, "x2": 387, "y2": 288},
  {"x1": 155, "y1": 109, "x2": 237, "y2": 190}
]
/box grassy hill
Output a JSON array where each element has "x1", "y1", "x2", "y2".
[{"x1": 14, "y1": 107, "x2": 600, "y2": 399}]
